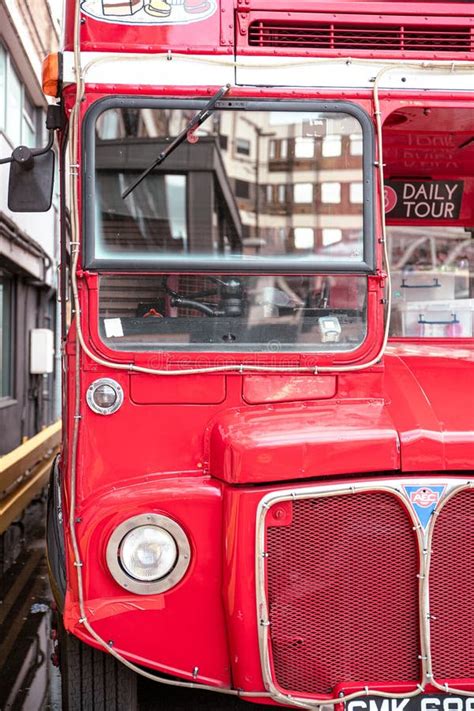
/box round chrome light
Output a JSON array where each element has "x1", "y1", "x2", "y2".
[
  {"x1": 120, "y1": 526, "x2": 177, "y2": 582},
  {"x1": 86, "y1": 378, "x2": 123, "y2": 415},
  {"x1": 106, "y1": 514, "x2": 191, "y2": 595}
]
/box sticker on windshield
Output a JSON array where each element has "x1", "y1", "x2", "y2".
[
  {"x1": 404, "y1": 485, "x2": 446, "y2": 529},
  {"x1": 81, "y1": 0, "x2": 217, "y2": 26}
]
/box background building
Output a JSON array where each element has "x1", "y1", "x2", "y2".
[{"x1": 0, "y1": 0, "x2": 60, "y2": 455}]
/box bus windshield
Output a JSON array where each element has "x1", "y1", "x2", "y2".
[
  {"x1": 87, "y1": 102, "x2": 373, "y2": 272},
  {"x1": 88, "y1": 101, "x2": 373, "y2": 353}
]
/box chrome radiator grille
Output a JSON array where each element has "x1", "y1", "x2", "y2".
[
  {"x1": 257, "y1": 481, "x2": 474, "y2": 702},
  {"x1": 265, "y1": 492, "x2": 420, "y2": 695},
  {"x1": 430, "y1": 489, "x2": 474, "y2": 680}
]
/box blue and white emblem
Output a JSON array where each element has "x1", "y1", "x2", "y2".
[{"x1": 404, "y1": 485, "x2": 445, "y2": 530}]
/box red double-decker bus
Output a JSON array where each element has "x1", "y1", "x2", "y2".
[{"x1": 7, "y1": 0, "x2": 473, "y2": 707}]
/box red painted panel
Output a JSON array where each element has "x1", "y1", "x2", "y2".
[
  {"x1": 207, "y1": 401, "x2": 400, "y2": 483},
  {"x1": 64, "y1": 0, "x2": 233, "y2": 53},
  {"x1": 65, "y1": 476, "x2": 233, "y2": 686},
  {"x1": 384, "y1": 345, "x2": 474, "y2": 471},
  {"x1": 242, "y1": 375, "x2": 336, "y2": 405},
  {"x1": 78, "y1": 370, "x2": 221, "y2": 500},
  {"x1": 130, "y1": 373, "x2": 226, "y2": 404},
  {"x1": 234, "y1": 0, "x2": 474, "y2": 15},
  {"x1": 236, "y1": 9, "x2": 474, "y2": 61}
]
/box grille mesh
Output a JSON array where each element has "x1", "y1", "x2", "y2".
[
  {"x1": 266, "y1": 492, "x2": 420, "y2": 695},
  {"x1": 248, "y1": 21, "x2": 473, "y2": 56},
  {"x1": 430, "y1": 489, "x2": 474, "y2": 680}
]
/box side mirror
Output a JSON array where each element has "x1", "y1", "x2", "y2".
[{"x1": 7, "y1": 146, "x2": 55, "y2": 212}]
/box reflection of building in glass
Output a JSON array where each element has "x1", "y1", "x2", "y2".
[
  {"x1": 215, "y1": 111, "x2": 364, "y2": 258},
  {"x1": 95, "y1": 107, "x2": 365, "y2": 261},
  {"x1": 95, "y1": 136, "x2": 242, "y2": 258}
]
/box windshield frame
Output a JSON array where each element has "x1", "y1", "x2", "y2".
[{"x1": 83, "y1": 96, "x2": 376, "y2": 274}]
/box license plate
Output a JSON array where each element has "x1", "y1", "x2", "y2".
[{"x1": 346, "y1": 695, "x2": 474, "y2": 711}]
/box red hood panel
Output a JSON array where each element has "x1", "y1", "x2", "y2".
[
  {"x1": 208, "y1": 345, "x2": 473, "y2": 484},
  {"x1": 208, "y1": 400, "x2": 400, "y2": 483},
  {"x1": 384, "y1": 345, "x2": 474, "y2": 471}
]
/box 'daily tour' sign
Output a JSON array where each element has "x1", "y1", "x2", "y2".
[{"x1": 384, "y1": 180, "x2": 463, "y2": 220}]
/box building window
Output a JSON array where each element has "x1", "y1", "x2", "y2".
[
  {"x1": 294, "y1": 183, "x2": 313, "y2": 203},
  {"x1": 269, "y1": 139, "x2": 289, "y2": 160},
  {"x1": 6, "y1": 59, "x2": 22, "y2": 147},
  {"x1": 321, "y1": 183, "x2": 341, "y2": 203},
  {"x1": 22, "y1": 95, "x2": 36, "y2": 147},
  {"x1": 241, "y1": 224, "x2": 251, "y2": 241},
  {"x1": 235, "y1": 179, "x2": 250, "y2": 199},
  {"x1": 350, "y1": 133, "x2": 363, "y2": 156},
  {"x1": 294, "y1": 227, "x2": 314, "y2": 250},
  {"x1": 0, "y1": 271, "x2": 12, "y2": 399},
  {"x1": 0, "y1": 43, "x2": 38, "y2": 148},
  {"x1": 219, "y1": 134, "x2": 228, "y2": 151},
  {"x1": 322, "y1": 135, "x2": 342, "y2": 157},
  {"x1": 266, "y1": 185, "x2": 273, "y2": 203},
  {"x1": 236, "y1": 138, "x2": 251, "y2": 156},
  {"x1": 277, "y1": 184, "x2": 287, "y2": 203},
  {"x1": 96, "y1": 109, "x2": 124, "y2": 140},
  {"x1": 322, "y1": 228, "x2": 342, "y2": 246},
  {"x1": 350, "y1": 182, "x2": 364, "y2": 204},
  {"x1": 0, "y1": 45, "x2": 6, "y2": 134},
  {"x1": 294, "y1": 138, "x2": 314, "y2": 158}
]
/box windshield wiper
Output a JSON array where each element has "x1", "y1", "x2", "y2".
[{"x1": 122, "y1": 84, "x2": 231, "y2": 200}]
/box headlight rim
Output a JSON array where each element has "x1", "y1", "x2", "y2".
[
  {"x1": 86, "y1": 377, "x2": 124, "y2": 416},
  {"x1": 106, "y1": 513, "x2": 191, "y2": 595}
]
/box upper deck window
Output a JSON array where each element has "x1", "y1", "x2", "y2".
[{"x1": 85, "y1": 100, "x2": 374, "y2": 273}]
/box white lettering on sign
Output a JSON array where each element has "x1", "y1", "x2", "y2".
[
  {"x1": 421, "y1": 699, "x2": 441, "y2": 711},
  {"x1": 402, "y1": 150, "x2": 459, "y2": 170},
  {"x1": 348, "y1": 699, "x2": 474, "y2": 711},
  {"x1": 407, "y1": 134, "x2": 455, "y2": 148},
  {"x1": 402, "y1": 183, "x2": 460, "y2": 203},
  {"x1": 392, "y1": 701, "x2": 410, "y2": 711},
  {"x1": 348, "y1": 702, "x2": 368, "y2": 711},
  {"x1": 444, "y1": 702, "x2": 463, "y2": 711},
  {"x1": 370, "y1": 701, "x2": 390, "y2": 711},
  {"x1": 385, "y1": 180, "x2": 463, "y2": 219}
]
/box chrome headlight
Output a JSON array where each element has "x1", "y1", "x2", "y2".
[
  {"x1": 86, "y1": 378, "x2": 123, "y2": 415},
  {"x1": 106, "y1": 514, "x2": 191, "y2": 595},
  {"x1": 121, "y1": 526, "x2": 177, "y2": 582}
]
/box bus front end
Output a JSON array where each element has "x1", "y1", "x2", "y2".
[{"x1": 46, "y1": 0, "x2": 474, "y2": 707}]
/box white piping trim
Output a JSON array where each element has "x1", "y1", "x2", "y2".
[{"x1": 62, "y1": 51, "x2": 474, "y2": 91}]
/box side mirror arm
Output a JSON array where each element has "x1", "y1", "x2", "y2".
[
  {"x1": 0, "y1": 103, "x2": 63, "y2": 168},
  {"x1": 0, "y1": 131, "x2": 55, "y2": 170}
]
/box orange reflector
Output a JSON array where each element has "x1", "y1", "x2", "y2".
[{"x1": 42, "y1": 53, "x2": 60, "y2": 97}]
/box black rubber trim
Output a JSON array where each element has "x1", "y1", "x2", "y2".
[{"x1": 46, "y1": 454, "x2": 67, "y2": 610}]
